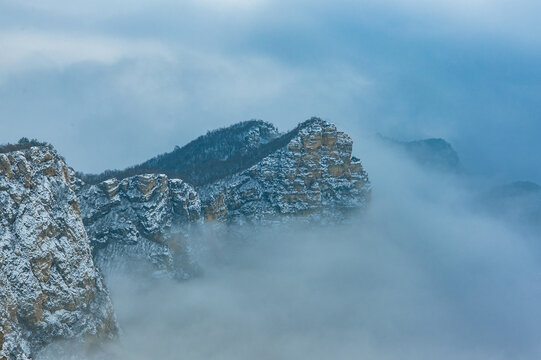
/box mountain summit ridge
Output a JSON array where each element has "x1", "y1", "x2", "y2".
[
  {"x1": 78, "y1": 118, "x2": 352, "y2": 186},
  {"x1": 1, "y1": 118, "x2": 369, "y2": 357},
  {"x1": 76, "y1": 118, "x2": 370, "y2": 275}
]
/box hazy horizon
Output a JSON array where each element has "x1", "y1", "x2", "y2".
[
  {"x1": 3, "y1": 3, "x2": 541, "y2": 358},
  {"x1": 37, "y1": 131, "x2": 541, "y2": 360},
  {"x1": 1, "y1": 0, "x2": 540, "y2": 183}
]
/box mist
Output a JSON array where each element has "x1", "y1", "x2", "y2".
[
  {"x1": 2, "y1": 0, "x2": 541, "y2": 181},
  {"x1": 37, "y1": 136, "x2": 541, "y2": 360}
]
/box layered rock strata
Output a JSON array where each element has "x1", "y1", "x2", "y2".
[
  {"x1": 200, "y1": 118, "x2": 370, "y2": 222},
  {"x1": 76, "y1": 118, "x2": 370, "y2": 276},
  {"x1": 77, "y1": 174, "x2": 202, "y2": 279},
  {"x1": 0, "y1": 147, "x2": 117, "y2": 359},
  {"x1": 0, "y1": 119, "x2": 369, "y2": 357}
]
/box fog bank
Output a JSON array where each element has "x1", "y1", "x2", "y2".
[{"x1": 39, "y1": 138, "x2": 541, "y2": 360}]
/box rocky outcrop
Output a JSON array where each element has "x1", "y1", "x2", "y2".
[
  {"x1": 200, "y1": 118, "x2": 370, "y2": 223},
  {"x1": 77, "y1": 174, "x2": 202, "y2": 279},
  {"x1": 73, "y1": 118, "x2": 370, "y2": 276},
  {"x1": 0, "y1": 147, "x2": 117, "y2": 359},
  {"x1": 0, "y1": 119, "x2": 368, "y2": 355}
]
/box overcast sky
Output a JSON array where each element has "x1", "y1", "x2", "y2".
[{"x1": 0, "y1": 0, "x2": 540, "y2": 182}]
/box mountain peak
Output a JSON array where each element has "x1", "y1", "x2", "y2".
[
  {"x1": 0, "y1": 145, "x2": 117, "y2": 358},
  {"x1": 78, "y1": 118, "x2": 346, "y2": 186},
  {"x1": 380, "y1": 135, "x2": 460, "y2": 171}
]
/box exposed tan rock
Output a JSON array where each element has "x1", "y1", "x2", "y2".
[
  {"x1": 43, "y1": 166, "x2": 57, "y2": 177},
  {"x1": 72, "y1": 118, "x2": 370, "y2": 282},
  {"x1": 0, "y1": 146, "x2": 117, "y2": 359},
  {"x1": 0, "y1": 155, "x2": 13, "y2": 180},
  {"x1": 200, "y1": 118, "x2": 370, "y2": 223}
]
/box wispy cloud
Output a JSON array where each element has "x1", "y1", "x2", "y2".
[
  {"x1": 38, "y1": 136, "x2": 541, "y2": 360},
  {"x1": 0, "y1": 0, "x2": 540, "y2": 181},
  {"x1": 0, "y1": 31, "x2": 174, "y2": 76}
]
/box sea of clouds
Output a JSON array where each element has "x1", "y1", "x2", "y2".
[{"x1": 38, "y1": 135, "x2": 541, "y2": 360}]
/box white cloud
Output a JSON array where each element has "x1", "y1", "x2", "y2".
[
  {"x1": 0, "y1": 0, "x2": 539, "y2": 179},
  {"x1": 4, "y1": 0, "x2": 541, "y2": 48},
  {"x1": 0, "y1": 31, "x2": 175, "y2": 76}
]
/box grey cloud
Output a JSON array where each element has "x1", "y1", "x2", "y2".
[
  {"x1": 38, "y1": 137, "x2": 541, "y2": 360},
  {"x1": 0, "y1": 0, "x2": 540, "y2": 181}
]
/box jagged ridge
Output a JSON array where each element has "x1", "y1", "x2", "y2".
[
  {"x1": 200, "y1": 118, "x2": 370, "y2": 222},
  {"x1": 78, "y1": 118, "x2": 358, "y2": 187},
  {"x1": 76, "y1": 174, "x2": 202, "y2": 279},
  {"x1": 76, "y1": 118, "x2": 370, "y2": 277},
  {"x1": 78, "y1": 120, "x2": 281, "y2": 186},
  {"x1": 0, "y1": 118, "x2": 370, "y2": 356}
]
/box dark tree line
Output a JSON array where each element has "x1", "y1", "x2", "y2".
[
  {"x1": 78, "y1": 118, "x2": 320, "y2": 187},
  {"x1": 0, "y1": 137, "x2": 53, "y2": 154}
]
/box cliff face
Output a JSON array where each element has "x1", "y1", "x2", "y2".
[
  {"x1": 77, "y1": 174, "x2": 202, "y2": 279},
  {"x1": 0, "y1": 147, "x2": 117, "y2": 359},
  {"x1": 0, "y1": 120, "x2": 368, "y2": 355},
  {"x1": 74, "y1": 119, "x2": 370, "y2": 277},
  {"x1": 200, "y1": 119, "x2": 370, "y2": 222}
]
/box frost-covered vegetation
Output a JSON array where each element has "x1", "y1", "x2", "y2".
[
  {"x1": 77, "y1": 118, "x2": 323, "y2": 186},
  {"x1": 0, "y1": 137, "x2": 52, "y2": 154}
]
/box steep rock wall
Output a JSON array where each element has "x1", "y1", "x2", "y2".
[
  {"x1": 0, "y1": 147, "x2": 117, "y2": 359},
  {"x1": 200, "y1": 119, "x2": 370, "y2": 223},
  {"x1": 77, "y1": 174, "x2": 202, "y2": 279},
  {"x1": 75, "y1": 119, "x2": 370, "y2": 277}
]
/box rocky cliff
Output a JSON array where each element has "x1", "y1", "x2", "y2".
[
  {"x1": 0, "y1": 119, "x2": 370, "y2": 356},
  {"x1": 77, "y1": 174, "x2": 202, "y2": 279},
  {"x1": 0, "y1": 146, "x2": 117, "y2": 359},
  {"x1": 200, "y1": 118, "x2": 370, "y2": 222},
  {"x1": 74, "y1": 119, "x2": 370, "y2": 278}
]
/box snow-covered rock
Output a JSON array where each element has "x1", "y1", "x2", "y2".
[
  {"x1": 77, "y1": 174, "x2": 202, "y2": 279},
  {"x1": 0, "y1": 119, "x2": 369, "y2": 355},
  {"x1": 75, "y1": 118, "x2": 370, "y2": 277},
  {"x1": 0, "y1": 146, "x2": 117, "y2": 359},
  {"x1": 200, "y1": 118, "x2": 370, "y2": 223}
]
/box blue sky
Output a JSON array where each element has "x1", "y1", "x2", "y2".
[{"x1": 0, "y1": 0, "x2": 540, "y2": 182}]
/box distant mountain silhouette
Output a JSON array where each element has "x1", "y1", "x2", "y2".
[{"x1": 380, "y1": 135, "x2": 460, "y2": 171}]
